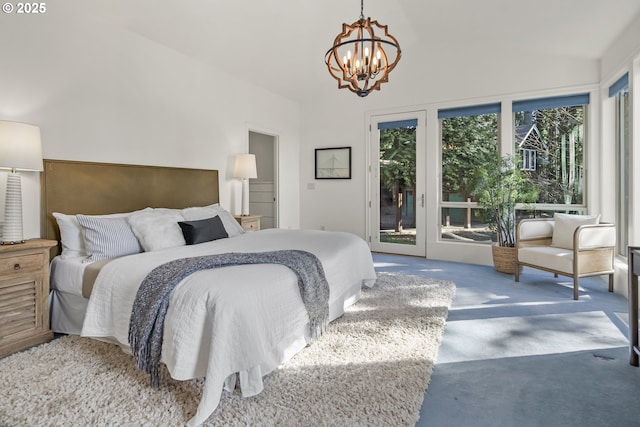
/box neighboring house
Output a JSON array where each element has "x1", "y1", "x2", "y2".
[
  {"x1": 515, "y1": 118, "x2": 544, "y2": 172},
  {"x1": 515, "y1": 109, "x2": 585, "y2": 205}
]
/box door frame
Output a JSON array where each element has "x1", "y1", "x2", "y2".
[
  {"x1": 247, "y1": 127, "x2": 279, "y2": 228},
  {"x1": 366, "y1": 110, "x2": 427, "y2": 257}
]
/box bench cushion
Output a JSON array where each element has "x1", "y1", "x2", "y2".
[{"x1": 518, "y1": 246, "x2": 573, "y2": 274}]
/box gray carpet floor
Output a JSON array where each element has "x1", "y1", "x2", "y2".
[{"x1": 372, "y1": 253, "x2": 640, "y2": 427}]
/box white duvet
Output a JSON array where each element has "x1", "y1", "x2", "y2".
[{"x1": 81, "y1": 228, "x2": 376, "y2": 426}]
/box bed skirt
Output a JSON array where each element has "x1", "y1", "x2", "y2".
[{"x1": 50, "y1": 290, "x2": 88, "y2": 335}]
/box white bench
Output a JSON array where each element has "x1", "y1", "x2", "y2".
[{"x1": 515, "y1": 217, "x2": 615, "y2": 300}]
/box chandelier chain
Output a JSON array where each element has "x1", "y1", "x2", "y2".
[{"x1": 359, "y1": 0, "x2": 364, "y2": 20}]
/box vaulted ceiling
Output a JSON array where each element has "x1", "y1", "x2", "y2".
[{"x1": 75, "y1": 0, "x2": 640, "y2": 103}]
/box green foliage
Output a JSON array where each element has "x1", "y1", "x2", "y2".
[
  {"x1": 473, "y1": 154, "x2": 539, "y2": 247},
  {"x1": 442, "y1": 115, "x2": 498, "y2": 200},
  {"x1": 379, "y1": 126, "x2": 417, "y2": 232},
  {"x1": 379, "y1": 127, "x2": 416, "y2": 188},
  {"x1": 515, "y1": 106, "x2": 585, "y2": 204}
]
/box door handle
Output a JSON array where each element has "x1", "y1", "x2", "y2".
[{"x1": 421, "y1": 194, "x2": 425, "y2": 208}]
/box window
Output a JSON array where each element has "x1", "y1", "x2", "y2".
[
  {"x1": 513, "y1": 93, "x2": 589, "y2": 209},
  {"x1": 439, "y1": 103, "x2": 500, "y2": 243},
  {"x1": 521, "y1": 148, "x2": 537, "y2": 171},
  {"x1": 610, "y1": 74, "x2": 630, "y2": 256}
]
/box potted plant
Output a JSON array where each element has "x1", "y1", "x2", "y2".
[{"x1": 473, "y1": 153, "x2": 538, "y2": 274}]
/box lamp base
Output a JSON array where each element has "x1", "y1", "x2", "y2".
[
  {"x1": 240, "y1": 177, "x2": 250, "y2": 216},
  {"x1": 3, "y1": 172, "x2": 24, "y2": 243}
]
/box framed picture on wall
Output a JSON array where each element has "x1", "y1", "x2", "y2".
[{"x1": 315, "y1": 147, "x2": 351, "y2": 179}]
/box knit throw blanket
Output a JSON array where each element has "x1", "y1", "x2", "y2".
[{"x1": 128, "y1": 249, "x2": 329, "y2": 387}]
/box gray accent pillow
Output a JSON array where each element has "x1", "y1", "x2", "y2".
[
  {"x1": 178, "y1": 215, "x2": 229, "y2": 245},
  {"x1": 182, "y1": 205, "x2": 245, "y2": 237}
]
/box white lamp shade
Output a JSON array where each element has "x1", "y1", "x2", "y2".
[
  {"x1": 233, "y1": 154, "x2": 257, "y2": 179},
  {"x1": 0, "y1": 121, "x2": 43, "y2": 171}
]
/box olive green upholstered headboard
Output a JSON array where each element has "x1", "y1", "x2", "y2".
[{"x1": 41, "y1": 159, "x2": 219, "y2": 259}]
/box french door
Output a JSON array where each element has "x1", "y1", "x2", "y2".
[{"x1": 369, "y1": 111, "x2": 426, "y2": 256}]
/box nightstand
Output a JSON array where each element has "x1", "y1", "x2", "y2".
[
  {"x1": 234, "y1": 214, "x2": 261, "y2": 232},
  {"x1": 0, "y1": 239, "x2": 57, "y2": 357}
]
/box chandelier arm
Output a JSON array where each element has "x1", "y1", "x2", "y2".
[{"x1": 324, "y1": 38, "x2": 400, "y2": 59}]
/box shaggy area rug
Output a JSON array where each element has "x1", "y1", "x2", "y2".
[{"x1": 0, "y1": 273, "x2": 455, "y2": 427}]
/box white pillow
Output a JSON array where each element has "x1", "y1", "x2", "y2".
[
  {"x1": 53, "y1": 213, "x2": 85, "y2": 259},
  {"x1": 76, "y1": 215, "x2": 142, "y2": 262},
  {"x1": 182, "y1": 205, "x2": 245, "y2": 237},
  {"x1": 127, "y1": 208, "x2": 186, "y2": 252},
  {"x1": 53, "y1": 208, "x2": 152, "y2": 259},
  {"x1": 551, "y1": 213, "x2": 600, "y2": 250}
]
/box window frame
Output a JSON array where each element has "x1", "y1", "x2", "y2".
[
  {"x1": 438, "y1": 103, "x2": 501, "y2": 244},
  {"x1": 610, "y1": 73, "x2": 630, "y2": 256},
  {"x1": 511, "y1": 93, "x2": 590, "y2": 214}
]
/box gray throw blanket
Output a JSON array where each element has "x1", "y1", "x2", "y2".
[{"x1": 128, "y1": 249, "x2": 329, "y2": 387}]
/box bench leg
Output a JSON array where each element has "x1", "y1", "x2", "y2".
[
  {"x1": 609, "y1": 273, "x2": 614, "y2": 292},
  {"x1": 515, "y1": 263, "x2": 520, "y2": 282},
  {"x1": 573, "y1": 276, "x2": 579, "y2": 300}
]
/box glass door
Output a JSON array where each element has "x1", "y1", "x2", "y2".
[{"x1": 370, "y1": 112, "x2": 426, "y2": 256}]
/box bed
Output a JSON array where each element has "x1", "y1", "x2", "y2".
[{"x1": 42, "y1": 160, "x2": 377, "y2": 426}]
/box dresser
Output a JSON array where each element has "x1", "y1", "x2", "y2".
[
  {"x1": 234, "y1": 214, "x2": 261, "y2": 232},
  {"x1": 0, "y1": 239, "x2": 57, "y2": 357}
]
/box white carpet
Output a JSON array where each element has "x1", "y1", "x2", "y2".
[{"x1": 0, "y1": 273, "x2": 455, "y2": 427}]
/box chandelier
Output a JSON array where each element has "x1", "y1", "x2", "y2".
[{"x1": 324, "y1": 0, "x2": 401, "y2": 97}]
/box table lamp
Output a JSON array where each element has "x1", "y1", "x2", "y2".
[
  {"x1": 0, "y1": 121, "x2": 43, "y2": 244},
  {"x1": 233, "y1": 153, "x2": 257, "y2": 216}
]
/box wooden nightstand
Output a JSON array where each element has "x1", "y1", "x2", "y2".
[
  {"x1": 0, "y1": 239, "x2": 57, "y2": 357},
  {"x1": 234, "y1": 214, "x2": 261, "y2": 232}
]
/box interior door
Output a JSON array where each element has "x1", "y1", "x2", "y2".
[
  {"x1": 249, "y1": 131, "x2": 278, "y2": 228},
  {"x1": 369, "y1": 111, "x2": 426, "y2": 256}
]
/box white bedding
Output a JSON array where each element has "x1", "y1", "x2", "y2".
[
  {"x1": 78, "y1": 228, "x2": 376, "y2": 426},
  {"x1": 50, "y1": 255, "x2": 86, "y2": 295}
]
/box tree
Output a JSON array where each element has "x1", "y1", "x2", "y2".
[
  {"x1": 441, "y1": 114, "x2": 498, "y2": 229},
  {"x1": 379, "y1": 126, "x2": 416, "y2": 232},
  {"x1": 515, "y1": 106, "x2": 585, "y2": 205},
  {"x1": 473, "y1": 154, "x2": 539, "y2": 247},
  {"x1": 441, "y1": 115, "x2": 498, "y2": 201}
]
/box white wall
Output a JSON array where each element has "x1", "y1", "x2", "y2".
[
  {"x1": 301, "y1": 11, "x2": 640, "y2": 274},
  {"x1": 301, "y1": 40, "x2": 601, "y2": 242},
  {"x1": 0, "y1": 4, "x2": 301, "y2": 238},
  {"x1": 601, "y1": 13, "x2": 640, "y2": 84},
  {"x1": 600, "y1": 11, "x2": 640, "y2": 248},
  {"x1": 599, "y1": 12, "x2": 640, "y2": 297}
]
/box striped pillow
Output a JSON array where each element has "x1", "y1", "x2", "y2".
[{"x1": 76, "y1": 214, "x2": 142, "y2": 262}]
